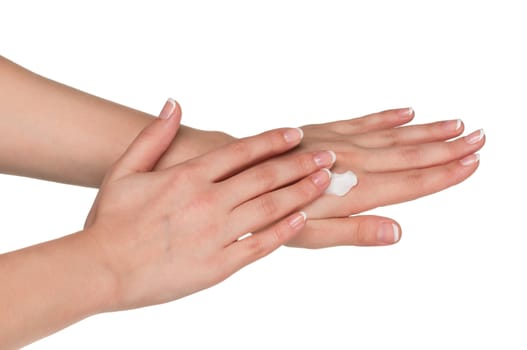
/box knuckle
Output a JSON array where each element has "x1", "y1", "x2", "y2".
[
  {"x1": 303, "y1": 180, "x2": 320, "y2": 199},
  {"x1": 406, "y1": 170, "x2": 424, "y2": 189},
  {"x1": 443, "y1": 163, "x2": 461, "y2": 184},
  {"x1": 399, "y1": 145, "x2": 422, "y2": 164},
  {"x1": 355, "y1": 220, "x2": 368, "y2": 245},
  {"x1": 446, "y1": 142, "x2": 459, "y2": 159},
  {"x1": 229, "y1": 139, "x2": 252, "y2": 161},
  {"x1": 245, "y1": 236, "x2": 268, "y2": 258},
  {"x1": 273, "y1": 221, "x2": 290, "y2": 242},
  {"x1": 252, "y1": 164, "x2": 279, "y2": 192},
  {"x1": 258, "y1": 196, "x2": 279, "y2": 217},
  {"x1": 184, "y1": 158, "x2": 204, "y2": 172},
  {"x1": 263, "y1": 129, "x2": 289, "y2": 153},
  {"x1": 296, "y1": 153, "x2": 317, "y2": 173},
  {"x1": 183, "y1": 190, "x2": 218, "y2": 212},
  {"x1": 380, "y1": 129, "x2": 398, "y2": 146},
  {"x1": 169, "y1": 167, "x2": 194, "y2": 186}
]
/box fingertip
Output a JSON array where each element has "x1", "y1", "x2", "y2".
[
  {"x1": 159, "y1": 98, "x2": 182, "y2": 125},
  {"x1": 159, "y1": 98, "x2": 176, "y2": 119},
  {"x1": 377, "y1": 221, "x2": 402, "y2": 245},
  {"x1": 459, "y1": 153, "x2": 480, "y2": 167},
  {"x1": 395, "y1": 107, "x2": 414, "y2": 120},
  {"x1": 392, "y1": 222, "x2": 401, "y2": 243},
  {"x1": 283, "y1": 127, "x2": 304, "y2": 144},
  {"x1": 288, "y1": 211, "x2": 307, "y2": 231}
]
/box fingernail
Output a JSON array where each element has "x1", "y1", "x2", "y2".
[
  {"x1": 377, "y1": 223, "x2": 400, "y2": 244},
  {"x1": 160, "y1": 98, "x2": 177, "y2": 120},
  {"x1": 311, "y1": 168, "x2": 331, "y2": 187},
  {"x1": 313, "y1": 150, "x2": 337, "y2": 167},
  {"x1": 397, "y1": 107, "x2": 413, "y2": 118},
  {"x1": 465, "y1": 129, "x2": 485, "y2": 144},
  {"x1": 442, "y1": 119, "x2": 463, "y2": 131},
  {"x1": 288, "y1": 211, "x2": 307, "y2": 230},
  {"x1": 283, "y1": 128, "x2": 304, "y2": 143},
  {"x1": 460, "y1": 153, "x2": 480, "y2": 166}
]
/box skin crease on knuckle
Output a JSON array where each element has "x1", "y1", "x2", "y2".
[
  {"x1": 300, "y1": 174, "x2": 322, "y2": 199},
  {"x1": 296, "y1": 153, "x2": 318, "y2": 174},
  {"x1": 269, "y1": 129, "x2": 289, "y2": 152},
  {"x1": 229, "y1": 138, "x2": 253, "y2": 162},
  {"x1": 252, "y1": 164, "x2": 280, "y2": 193},
  {"x1": 399, "y1": 145, "x2": 423, "y2": 166},
  {"x1": 379, "y1": 129, "x2": 400, "y2": 146},
  {"x1": 258, "y1": 195, "x2": 279, "y2": 218}
]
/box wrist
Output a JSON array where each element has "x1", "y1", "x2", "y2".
[
  {"x1": 67, "y1": 229, "x2": 118, "y2": 315},
  {"x1": 155, "y1": 128, "x2": 237, "y2": 170}
]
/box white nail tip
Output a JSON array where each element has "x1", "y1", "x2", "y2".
[
  {"x1": 299, "y1": 211, "x2": 307, "y2": 221},
  {"x1": 164, "y1": 98, "x2": 177, "y2": 119},
  {"x1": 296, "y1": 127, "x2": 304, "y2": 140},
  {"x1": 328, "y1": 151, "x2": 337, "y2": 165},
  {"x1": 474, "y1": 129, "x2": 485, "y2": 142},
  {"x1": 460, "y1": 153, "x2": 481, "y2": 166},
  {"x1": 322, "y1": 168, "x2": 332, "y2": 178},
  {"x1": 456, "y1": 119, "x2": 462, "y2": 130},
  {"x1": 392, "y1": 224, "x2": 400, "y2": 242},
  {"x1": 408, "y1": 107, "x2": 414, "y2": 116}
]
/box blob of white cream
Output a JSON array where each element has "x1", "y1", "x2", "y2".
[{"x1": 324, "y1": 170, "x2": 358, "y2": 196}]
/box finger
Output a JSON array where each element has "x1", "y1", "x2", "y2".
[
  {"x1": 360, "y1": 129, "x2": 485, "y2": 172},
  {"x1": 351, "y1": 119, "x2": 464, "y2": 148},
  {"x1": 191, "y1": 128, "x2": 304, "y2": 181},
  {"x1": 329, "y1": 107, "x2": 414, "y2": 135},
  {"x1": 224, "y1": 211, "x2": 306, "y2": 272},
  {"x1": 356, "y1": 153, "x2": 482, "y2": 212},
  {"x1": 285, "y1": 215, "x2": 401, "y2": 248},
  {"x1": 108, "y1": 98, "x2": 182, "y2": 181},
  {"x1": 218, "y1": 150, "x2": 336, "y2": 205},
  {"x1": 228, "y1": 169, "x2": 331, "y2": 240},
  {"x1": 302, "y1": 153, "x2": 482, "y2": 219}
]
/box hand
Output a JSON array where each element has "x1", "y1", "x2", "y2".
[
  {"x1": 152, "y1": 107, "x2": 485, "y2": 249},
  {"x1": 284, "y1": 107, "x2": 485, "y2": 248},
  {"x1": 83, "y1": 99, "x2": 334, "y2": 310}
]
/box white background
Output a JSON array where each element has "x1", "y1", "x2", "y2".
[{"x1": 1, "y1": 1, "x2": 526, "y2": 349}]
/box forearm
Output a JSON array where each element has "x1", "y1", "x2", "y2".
[
  {"x1": 0, "y1": 56, "x2": 233, "y2": 187},
  {"x1": 0, "y1": 230, "x2": 113, "y2": 349}
]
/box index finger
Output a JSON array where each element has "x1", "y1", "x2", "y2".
[{"x1": 191, "y1": 127, "x2": 304, "y2": 181}]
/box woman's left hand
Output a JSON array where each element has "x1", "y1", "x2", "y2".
[
  {"x1": 280, "y1": 107, "x2": 485, "y2": 247},
  {"x1": 156, "y1": 107, "x2": 485, "y2": 248}
]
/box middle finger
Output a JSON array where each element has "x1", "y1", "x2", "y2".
[{"x1": 351, "y1": 119, "x2": 464, "y2": 148}]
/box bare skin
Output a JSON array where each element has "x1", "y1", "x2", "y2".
[
  {"x1": 0, "y1": 56, "x2": 485, "y2": 248},
  {"x1": 0, "y1": 100, "x2": 334, "y2": 349},
  {"x1": 0, "y1": 57, "x2": 485, "y2": 347}
]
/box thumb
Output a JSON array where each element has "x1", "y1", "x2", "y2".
[{"x1": 107, "y1": 98, "x2": 182, "y2": 181}]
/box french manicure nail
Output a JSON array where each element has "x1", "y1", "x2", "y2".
[
  {"x1": 283, "y1": 128, "x2": 304, "y2": 143},
  {"x1": 460, "y1": 153, "x2": 480, "y2": 166},
  {"x1": 313, "y1": 150, "x2": 337, "y2": 167},
  {"x1": 397, "y1": 107, "x2": 414, "y2": 119},
  {"x1": 465, "y1": 129, "x2": 485, "y2": 144},
  {"x1": 377, "y1": 223, "x2": 400, "y2": 244},
  {"x1": 288, "y1": 211, "x2": 307, "y2": 230},
  {"x1": 160, "y1": 98, "x2": 176, "y2": 119},
  {"x1": 311, "y1": 168, "x2": 331, "y2": 187},
  {"x1": 442, "y1": 119, "x2": 462, "y2": 131}
]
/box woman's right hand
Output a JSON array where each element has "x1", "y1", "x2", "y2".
[{"x1": 83, "y1": 99, "x2": 334, "y2": 311}]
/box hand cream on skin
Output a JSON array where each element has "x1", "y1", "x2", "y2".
[{"x1": 324, "y1": 170, "x2": 358, "y2": 196}]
